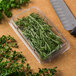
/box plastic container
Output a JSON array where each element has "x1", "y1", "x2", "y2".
[{"x1": 9, "y1": 7, "x2": 70, "y2": 63}]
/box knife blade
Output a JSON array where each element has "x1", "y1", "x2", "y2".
[{"x1": 50, "y1": 0, "x2": 76, "y2": 36}]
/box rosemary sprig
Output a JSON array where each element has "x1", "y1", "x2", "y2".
[{"x1": 16, "y1": 13, "x2": 62, "y2": 60}]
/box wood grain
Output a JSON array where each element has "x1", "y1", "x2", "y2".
[{"x1": 0, "y1": 0, "x2": 76, "y2": 76}]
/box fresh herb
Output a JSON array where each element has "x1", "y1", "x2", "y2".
[
  {"x1": 33, "y1": 67, "x2": 57, "y2": 76},
  {"x1": 0, "y1": 35, "x2": 57, "y2": 76},
  {"x1": 16, "y1": 13, "x2": 62, "y2": 60},
  {"x1": 0, "y1": 12, "x2": 2, "y2": 20},
  {"x1": 0, "y1": 35, "x2": 25, "y2": 76},
  {"x1": 0, "y1": 0, "x2": 30, "y2": 20}
]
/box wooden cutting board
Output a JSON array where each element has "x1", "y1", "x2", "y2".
[{"x1": 0, "y1": 0, "x2": 76, "y2": 76}]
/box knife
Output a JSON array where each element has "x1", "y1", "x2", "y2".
[{"x1": 50, "y1": 0, "x2": 76, "y2": 36}]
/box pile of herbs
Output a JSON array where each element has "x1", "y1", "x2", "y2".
[
  {"x1": 0, "y1": 35, "x2": 57, "y2": 76},
  {"x1": 16, "y1": 13, "x2": 62, "y2": 60},
  {"x1": 0, "y1": 0, "x2": 30, "y2": 20}
]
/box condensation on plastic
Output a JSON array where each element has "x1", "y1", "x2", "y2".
[{"x1": 9, "y1": 7, "x2": 70, "y2": 63}]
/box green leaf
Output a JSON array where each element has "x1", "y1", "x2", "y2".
[
  {"x1": 1, "y1": 35, "x2": 7, "y2": 44},
  {"x1": 49, "y1": 67, "x2": 57, "y2": 75},
  {"x1": 0, "y1": 0, "x2": 2, "y2": 3},
  {"x1": 0, "y1": 12, "x2": 2, "y2": 20},
  {"x1": 4, "y1": 11, "x2": 12, "y2": 17}
]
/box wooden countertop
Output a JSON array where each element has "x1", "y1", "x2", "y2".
[{"x1": 0, "y1": 0, "x2": 76, "y2": 76}]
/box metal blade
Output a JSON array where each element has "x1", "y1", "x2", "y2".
[{"x1": 50, "y1": 0, "x2": 76, "y2": 31}]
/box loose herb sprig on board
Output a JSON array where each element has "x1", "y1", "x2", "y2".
[
  {"x1": 16, "y1": 13, "x2": 62, "y2": 60},
  {"x1": 0, "y1": 0, "x2": 30, "y2": 20},
  {"x1": 0, "y1": 35, "x2": 57, "y2": 76}
]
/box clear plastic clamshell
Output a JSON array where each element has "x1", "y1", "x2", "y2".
[{"x1": 9, "y1": 7, "x2": 70, "y2": 63}]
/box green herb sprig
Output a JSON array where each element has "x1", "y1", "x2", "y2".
[
  {"x1": 0, "y1": 35, "x2": 57, "y2": 76},
  {"x1": 16, "y1": 13, "x2": 62, "y2": 60},
  {"x1": 0, "y1": 0, "x2": 30, "y2": 20}
]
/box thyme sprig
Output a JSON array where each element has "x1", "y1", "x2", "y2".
[{"x1": 0, "y1": 35, "x2": 57, "y2": 76}]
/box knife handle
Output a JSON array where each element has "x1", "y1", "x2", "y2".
[{"x1": 70, "y1": 27, "x2": 76, "y2": 37}]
